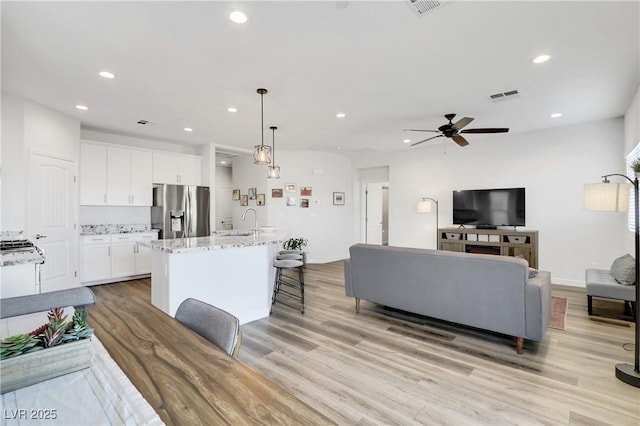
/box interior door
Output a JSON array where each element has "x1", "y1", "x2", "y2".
[
  {"x1": 216, "y1": 187, "x2": 234, "y2": 230},
  {"x1": 29, "y1": 153, "x2": 77, "y2": 293},
  {"x1": 366, "y1": 183, "x2": 383, "y2": 245}
]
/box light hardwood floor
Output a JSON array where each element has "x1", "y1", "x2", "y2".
[{"x1": 96, "y1": 262, "x2": 639, "y2": 425}]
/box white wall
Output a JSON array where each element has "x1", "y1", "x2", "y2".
[
  {"x1": 623, "y1": 84, "x2": 640, "y2": 255},
  {"x1": 1, "y1": 95, "x2": 80, "y2": 233},
  {"x1": 231, "y1": 151, "x2": 353, "y2": 263},
  {"x1": 353, "y1": 118, "x2": 627, "y2": 286}
]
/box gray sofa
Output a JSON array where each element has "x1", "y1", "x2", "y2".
[{"x1": 343, "y1": 244, "x2": 551, "y2": 353}]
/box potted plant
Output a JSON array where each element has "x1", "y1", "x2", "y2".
[
  {"x1": 282, "y1": 237, "x2": 308, "y2": 264},
  {"x1": 0, "y1": 307, "x2": 93, "y2": 393},
  {"x1": 631, "y1": 158, "x2": 640, "y2": 178}
]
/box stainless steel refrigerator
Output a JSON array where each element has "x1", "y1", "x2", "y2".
[{"x1": 152, "y1": 184, "x2": 210, "y2": 239}]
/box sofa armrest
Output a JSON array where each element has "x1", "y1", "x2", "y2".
[
  {"x1": 344, "y1": 259, "x2": 354, "y2": 297},
  {"x1": 525, "y1": 271, "x2": 551, "y2": 341}
]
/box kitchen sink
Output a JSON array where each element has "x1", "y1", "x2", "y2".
[{"x1": 220, "y1": 232, "x2": 253, "y2": 237}]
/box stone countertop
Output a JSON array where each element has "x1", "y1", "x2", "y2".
[
  {"x1": 140, "y1": 231, "x2": 287, "y2": 254},
  {"x1": 1, "y1": 250, "x2": 45, "y2": 267},
  {"x1": 81, "y1": 224, "x2": 159, "y2": 235}
]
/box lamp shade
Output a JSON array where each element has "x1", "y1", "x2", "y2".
[
  {"x1": 253, "y1": 145, "x2": 271, "y2": 165},
  {"x1": 417, "y1": 199, "x2": 432, "y2": 213},
  {"x1": 267, "y1": 165, "x2": 280, "y2": 179},
  {"x1": 583, "y1": 182, "x2": 631, "y2": 212}
]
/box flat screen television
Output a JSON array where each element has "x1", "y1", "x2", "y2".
[{"x1": 452, "y1": 187, "x2": 525, "y2": 228}]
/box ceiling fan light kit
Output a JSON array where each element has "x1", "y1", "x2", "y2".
[
  {"x1": 404, "y1": 113, "x2": 509, "y2": 147},
  {"x1": 253, "y1": 88, "x2": 272, "y2": 165}
]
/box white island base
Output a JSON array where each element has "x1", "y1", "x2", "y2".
[{"x1": 150, "y1": 237, "x2": 281, "y2": 324}]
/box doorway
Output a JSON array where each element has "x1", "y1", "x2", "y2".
[{"x1": 365, "y1": 182, "x2": 389, "y2": 245}]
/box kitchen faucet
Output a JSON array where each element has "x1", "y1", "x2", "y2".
[{"x1": 241, "y1": 208, "x2": 258, "y2": 236}]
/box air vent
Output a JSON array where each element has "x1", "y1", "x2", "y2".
[
  {"x1": 489, "y1": 90, "x2": 520, "y2": 103},
  {"x1": 136, "y1": 119, "x2": 157, "y2": 126},
  {"x1": 408, "y1": 0, "x2": 450, "y2": 15}
]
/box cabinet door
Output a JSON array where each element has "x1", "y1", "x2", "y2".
[
  {"x1": 110, "y1": 243, "x2": 137, "y2": 278},
  {"x1": 178, "y1": 155, "x2": 202, "y2": 186},
  {"x1": 81, "y1": 244, "x2": 110, "y2": 282},
  {"x1": 130, "y1": 150, "x2": 153, "y2": 206},
  {"x1": 106, "y1": 146, "x2": 132, "y2": 205},
  {"x1": 153, "y1": 152, "x2": 179, "y2": 184},
  {"x1": 136, "y1": 245, "x2": 152, "y2": 274},
  {"x1": 80, "y1": 144, "x2": 107, "y2": 205}
]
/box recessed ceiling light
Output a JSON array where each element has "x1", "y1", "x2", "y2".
[
  {"x1": 550, "y1": 112, "x2": 563, "y2": 118},
  {"x1": 403, "y1": 139, "x2": 411, "y2": 144},
  {"x1": 227, "y1": 107, "x2": 238, "y2": 113},
  {"x1": 99, "y1": 71, "x2": 115, "y2": 79},
  {"x1": 532, "y1": 54, "x2": 551, "y2": 64},
  {"x1": 184, "y1": 127, "x2": 193, "y2": 132},
  {"x1": 220, "y1": 160, "x2": 227, "y2": 165},
  {"x1": 229, "y1": 11, "x2": 248, "y2": 24},
  {"x1": 336, "y1": 113, "x2": 346, "y2": 118},
  {"x1": 75, "y1": 105, "x2": 88, "y2": 110}
]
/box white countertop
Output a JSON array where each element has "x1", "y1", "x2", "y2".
[
  {"x1": 1, "y1": 250, "x2": 45, "y2": 267},
  {"x1": 141, "y1": 232, "x2": 287, "y2": 254}
]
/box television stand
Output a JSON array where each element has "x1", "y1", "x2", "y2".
[
  {"x1": 476, "y1": 225, "x2": 497, "y2": 230},
  {"x1": 438, "y1": 227, "x2": 539, "y2": 269}
]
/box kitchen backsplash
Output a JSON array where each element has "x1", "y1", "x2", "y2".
[{"x1": 80, "y1": 206, "x2": 151, "y2": 226}]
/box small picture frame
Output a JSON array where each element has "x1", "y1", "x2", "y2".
[
  {"x1": 286, "y1": 196, "x2": 296, "y2": 206},
  {"x1": 248, "y1": 188, "x2": 257, "y2": 200},
  {"x1": 300, "y1": 186, "x2": 312, "y2": 196},
  {"x1": 333, "y1": 192, "x2": 345, "y2": 206},
  {"x1": 285, "y1": 183, "x2": 296, "y2": 193},
  {"x1": 240, "y1": 195, "x2": 248, "y2": 206},
  {"x1": 272, "y1": 188, "x2": 283, "y2": 198},
  {"x1": 300, "y1": 198, "x2": 309, "y2": 208},
  {"x1": 257, "y1": 194, "x2": 265, "y2": 206},
  {"x1": 232, "y1": 189, "x2": 240, "y2": 200}
]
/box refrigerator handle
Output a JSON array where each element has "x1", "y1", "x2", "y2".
[{"x1": 186, "y1": 188, "x2": 191, "y2": 238}]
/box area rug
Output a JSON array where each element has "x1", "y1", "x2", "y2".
[{"x1": 549, "y1": 296, "x2": 568, "y2": 330}]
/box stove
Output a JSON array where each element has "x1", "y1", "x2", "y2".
[{"x1": 0, "y1": 240, "x2": 36, "y2": 253}]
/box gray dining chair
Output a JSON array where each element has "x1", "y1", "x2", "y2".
[{"x1": 174, "y1": 298, "x2": 241, "y2": 358}]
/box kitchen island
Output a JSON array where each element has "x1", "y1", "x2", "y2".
[{"x1": 144, "y1": 232, "x2": 286, "y2": 324}]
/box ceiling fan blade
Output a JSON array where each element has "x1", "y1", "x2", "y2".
[
  {"x1": 402, "y1": 129, "x2": 440, "y2": 132},
  {"x1": 461, "y1": 128, "x2": 509, "y2": 134},
  {"x1": 452, "y1": 135, "x2": 469, "y2": 147},
  {"x1": 452, "y1": 117, "x2": 474, "y2": 131},
  {"x1": 410, "y1": 134, "x2": 443, "y2": 146}
]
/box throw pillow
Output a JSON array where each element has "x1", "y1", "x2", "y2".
[
  {"x1": 610, "y1": 254, "x2": 636, "y2": 286},
  {"x1": 528, "y1": 268, "x2": 538, "y2": 278}
]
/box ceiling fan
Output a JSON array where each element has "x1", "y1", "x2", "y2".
[{"x1": 403, "y1": 113, "x2": 509, "y2": 147}]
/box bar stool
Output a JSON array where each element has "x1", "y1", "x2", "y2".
[{"x1": 271, "y1": 253, "x2": 305, "y2": 314}]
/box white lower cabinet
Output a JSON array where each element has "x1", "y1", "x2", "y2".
[{"x1": 81, "y1": 232, "x2": 157, "y2": 285}]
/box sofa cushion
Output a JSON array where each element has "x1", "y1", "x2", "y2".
[
  {"x1": 610, "y1": 254, "x2": 636, "y2": 285},
  {"x1": 529, "y1": 268, "x2": 538, "y2": 278}
]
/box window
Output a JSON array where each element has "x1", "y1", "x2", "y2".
[{"x1": 625, "y1": 143, "x2": 640, "y2": 231}]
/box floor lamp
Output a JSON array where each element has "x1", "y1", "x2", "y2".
[
  {"x1": 417, "y1": 197, "x2": 439, "y2": 249},
  {"x1": 584, "y1": 173, "x2": 640, "y2": 387}
]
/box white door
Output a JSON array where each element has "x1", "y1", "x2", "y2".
[
  {"x1": 366, "y1": 183, "x2": 384, "y2": 245},
  {"x1": 29, "y1": 153, "x2": 77, "y2": 293},
  {"x1": 216, "y1": 187, "x2": 234, "y2": 230}
]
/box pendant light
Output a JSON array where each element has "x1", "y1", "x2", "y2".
[
  {"x1": 267, "y1": 126, "x2": 280, "y2": 179},
  {"x1": 253, "y1": 88, "x2": 271, "y2": 165}
]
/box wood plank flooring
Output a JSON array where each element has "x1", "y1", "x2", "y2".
[{"x1": 94, "y1": 262, "x2": 639, "y2": 425}]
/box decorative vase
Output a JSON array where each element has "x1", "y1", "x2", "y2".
[{"x1": 0, "y1": 338, "x2": 91, "y2": 394}]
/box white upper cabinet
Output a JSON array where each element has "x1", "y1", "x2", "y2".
[
  {"x1": 152, "y1": 152, "x2": 202, "y2": 186},
  {"x1": 80, "y1": 143, "x2": 107, "y2": 205},
  {"x1": 80, "y1": 142, "x2": 153, "y2": 206}
]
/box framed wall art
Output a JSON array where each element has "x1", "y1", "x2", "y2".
[
  {"x1": 248, "y1": 188, "x2": 257, "y2": 200},
  {"x1": 286, "y1": 196, "x2": 296, "y2": 206},
  {"x1": 300, "y1": 186, "x2": 312, "y2": 196},
  {"x1": 232, "y1": 189, "x2": 240, "y2": 200},
  {"x1": 257, "y1": 194, "x2": 265, "y2": 206},
  {"x1": 333, "y1": 192, "x2": 345, "y2": 206},
  {"x1": 240, "y1": 195, "x2": 248, "y2": 206},
  {"x1": 300, "y1": 198, "x2": 309, "y2": 208},
  {"x1": 285, "y1": 183, "x2": 296, "y2": 193},
  {"x1": 272, "y1": 188, "x2": 283, "y2": 198}
]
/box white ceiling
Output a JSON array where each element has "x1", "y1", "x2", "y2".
[{"x1": 2, "y1": 1, "x2": 638, "y2": 155}]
